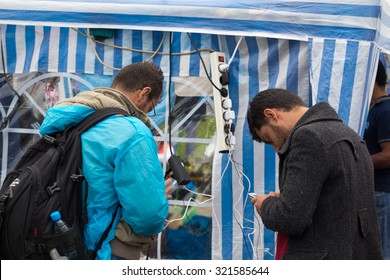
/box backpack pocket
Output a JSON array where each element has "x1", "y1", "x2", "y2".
[{"x1": 0, "y1": 170, "x2": 37, "y2": 259}]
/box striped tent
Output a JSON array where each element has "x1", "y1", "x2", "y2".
[{"x1": 0, "y1": 0, "x2": 389, "y2": 260}]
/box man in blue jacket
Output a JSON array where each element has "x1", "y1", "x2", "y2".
[{"x1": 40, "y1": 62, "x2": 169, "y2": 259}]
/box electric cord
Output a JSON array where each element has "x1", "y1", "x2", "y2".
[
  {"x1": 72, "y1": 28, "x2": 215, "y2": 56},
  {"x1": 230, "y1": 153, "x2": 263, "y2": 259},
  {"x1": 237, "y1": 157, "x2": 270, "y2": 259},
  {"x1": 164, "y1": 182, "x2": 214, "y2": 228},
  {"x1": 253, "y1": 214, "x2": 264, "y2": 259},
  {"x1": 229, "y1": 157, "x2": 263, "y2": 216},
  {"x1": 211, "y1": 150, "x2": 263, "y2": 259},
  {"x1": 181, "y1": 184, "x2": 213, "y2": 198},
  {"x1": 223, "y1": 36, "x2": 244, "y2": 71},
  {"x1": 164, "y1": 196, "x2": 213, "y2": 230},
  {"x1": 222, "y1": 153, "x2": 254, "y2": 258},
  {"x1": 186, "y1": 32, "x2": 220, "y2": 92},
  {"x1": 231, "y1": 154, "x2": 253, "y2": 210},
  {"x1": 168, "y1": 32, "x2": 174, "y2": 156},
  {"x1": 232, "y1": 210, "x2": 253, "y2": 259},
  {"x1": 210, "y1": 150, "x2": 233, "y2": 253},
  {"x1": 76, "y1": 28, "x2": 215, "y2": 71},
  {"x1": 145, "y1": 33, "x2": 166, "y2": 63},
  {"x1": 85, "y1": 28, "x2": 166, "y2": 71},
  {"x1": 230, "y1": 156, "x2": 258, "y2": 259}
]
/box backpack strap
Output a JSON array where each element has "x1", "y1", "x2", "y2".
[
  {"x1": 88, "y1": 207, "x2": 118, "y2": 260},
  {"x1": 75, "y1": 107, "x2": 129, "y2": 134}
]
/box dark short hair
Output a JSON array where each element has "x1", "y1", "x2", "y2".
[
  {"x1": 247, "y1": 88, "x2": 306, "y2": 142},
  {"x1": 376, "y1": 60, "x2": 387, "y2": 88},
  {"x1": 112, "y1": 62, "x2": 164, "y2": 99}
]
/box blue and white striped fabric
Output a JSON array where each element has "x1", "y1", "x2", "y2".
[
  {"x1": 0, "y1": 0, "x2": 386, "y2": 45},
  {"x1": 377, "y1": 0, "x2": 390, "y2": 54},
  {"x1": 0, "y1": 25, "x2": 220, "y2": 77},
  {"x1": 309, "y1": 38, "x2": 380, "y2": 136},
  {"x1": 0, "y1": 0, "x2": 387, "y2": 260}
]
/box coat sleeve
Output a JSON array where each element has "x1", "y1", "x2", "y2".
[
  {"x1": 113, "y1": 127, "x2": 169, "y2": 236},
  {"x1": 260, "y1": 128, "x2": 330, "y2": 235}
]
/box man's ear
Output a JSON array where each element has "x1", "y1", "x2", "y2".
[
  {"x1": 263, "y1": 108, "x2": 277, "y2": 120},
  {"x1": 140, "y1": 87, "x2": 152, "y2": 99}
]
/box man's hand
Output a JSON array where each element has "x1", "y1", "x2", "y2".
[
  {"x1": 250, "y1": 192, "x2": 280, "y2": 213},
  {"x1": 164, "y1": 178, "x2": 174, "y2": 199}
]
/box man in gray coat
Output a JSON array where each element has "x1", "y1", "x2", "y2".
[{"x1": 247, "y1": 88, "x2": 383, "y2": 260}]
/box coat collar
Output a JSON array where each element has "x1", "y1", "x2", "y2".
[
  {"x1": 278, "y1": 102, "x2": 341, "y2": 155},
  {"x1": 55, "y1": 87, "x2": 151, "y2": 127}
]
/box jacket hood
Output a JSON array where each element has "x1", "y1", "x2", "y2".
[
  {"x1": 56, "y1": 87, "x2": 151, "y2": 126},
  {"x1": 40, "y1": 88, "x2": 151, "y2": 135}
]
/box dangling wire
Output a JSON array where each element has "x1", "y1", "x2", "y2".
[
  {"x1": 221, "y1": 36, "x2": 243, "y2": 72},
  {"x1": 186, "y1": 32, "x2": 220, "y2": 91},
  {"x1": 167, "y1": 32, "x2": 174, "y2": 156}
]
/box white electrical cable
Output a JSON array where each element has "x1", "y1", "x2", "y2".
[
  {"x1": 211, "y1": 150, "x2": 234, "y2": 252},
  {"x1": 219, "y1": 36, "x2": 244, "y2": 72},
  {"x1": 157, "y1": 232, "x2": 162, "y2": 260},
  {"x1": 181, "y1": 185, "x2": 213, "y2": 198},
  {"x1": 228, "y1": 36, "x2": 244, "y2": 67},
  {"x1": 230, "y1": 154, "x2": 265, "y2": 259},
  {"x1": 211, "y1": 149, "x2": 264, "y2": 259},
  {"x1": 163, "y1": 181, "x2": 214, "y2": 230},
  {"x1": 163, "y1": 196, "x2": 214, "y2": 230}
]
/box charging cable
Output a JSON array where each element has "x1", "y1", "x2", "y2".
[{"x1": 219, "y1": 36, "x2": 244, "y2": 72}]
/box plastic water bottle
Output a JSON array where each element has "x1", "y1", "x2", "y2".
[{"x1": 50, "y1": 211, "x2": 78, "y2": 260}]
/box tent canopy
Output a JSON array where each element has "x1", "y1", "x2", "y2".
[{"x1": 0, "y1": 0, "x2": 389, "y2": 53}]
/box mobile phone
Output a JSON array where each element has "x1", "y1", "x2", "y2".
[{"x1": 248, "y1": 192, "x2": 258, "y2": 198}]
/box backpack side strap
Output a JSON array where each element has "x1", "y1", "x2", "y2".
[{"x1": 88, "y1": 206, "x2": 119, "y2": 260}]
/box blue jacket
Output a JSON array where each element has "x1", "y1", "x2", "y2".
[{"x1": 40, "y1": 102, "x2": 168, "y2": 259}]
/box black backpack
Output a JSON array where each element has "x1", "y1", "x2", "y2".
[{"x1": 0, "y1": 107, "x2": 129, "y2": 259}]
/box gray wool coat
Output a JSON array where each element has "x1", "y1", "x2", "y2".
[{"x1": 260, "y1": 102, "x2": 383, "y2": 260}]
